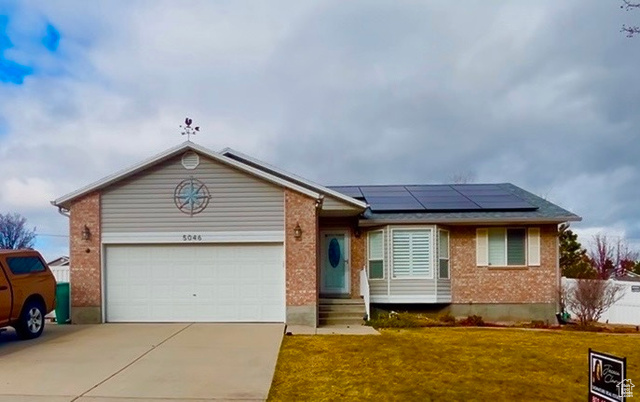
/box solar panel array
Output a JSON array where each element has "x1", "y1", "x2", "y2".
[{"x1": 329, "y1": 184, "x2": 538, "y2": 212}]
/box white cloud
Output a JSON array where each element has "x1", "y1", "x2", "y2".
[{"x1": 2, "y1": 177, "x2": 56, "y2": 210}]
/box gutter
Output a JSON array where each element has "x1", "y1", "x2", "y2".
[{"x1": 358, "y1": 216, "x2": 582, "y2": 226}]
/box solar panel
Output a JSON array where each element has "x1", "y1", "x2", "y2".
[
  {"x1": 330, "y1": 184, "x2": 538, "y2": 212},
  {"x1": 365, "y1": 195, "x2": 423, "y2": 211},
  {"x1": 467, "y1": 195, "x2": 534, "y2": 209}
]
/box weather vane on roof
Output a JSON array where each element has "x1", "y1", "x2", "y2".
[{"x1": 180, "y1": 117, "x2": 200, "y2": 141}]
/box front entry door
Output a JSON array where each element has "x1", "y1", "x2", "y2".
[{"x1": 320, "y1": 231, "x2": 349, "y2": 295}]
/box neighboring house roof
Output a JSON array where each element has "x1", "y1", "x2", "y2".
[
  {"x1": 47, "y1": 256, "x2": 69, "y2": 266},
  {"x1": 52, "y1": 142, "x2": 323, "y2": 209},
  {"x1": 220, "y1": 148, "x2": 367, "y2": 210},
  {"x1": 329, "y1": 183, "x2": 581, "y2": 225}
]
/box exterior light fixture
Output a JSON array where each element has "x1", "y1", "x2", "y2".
[
  {"x1": 354, "y1": 228, "x2": 361, "y2": 238},
  {"x1": 82, "y1": 225, "x2": 91, "y2": 241},
  {"x1": 293, "y1": 223, "x2": 302, "y2": 239}
]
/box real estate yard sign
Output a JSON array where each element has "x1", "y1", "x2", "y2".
[{"x1": 589, "y1": 349, "x2": 629, "y2": 402}]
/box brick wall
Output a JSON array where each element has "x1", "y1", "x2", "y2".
[
  {"x1": 69, "y1": 192, "x2": 102, "y2": 309},
  {"x1": 284, "y1": 189, "x2": 318, "y2": 306},
  {"x1": 350, "y1": 230, "x2": 364, "y2": 298},
  {"x1": 450, "y1": 224, "x2": 559, "y2": 304}
]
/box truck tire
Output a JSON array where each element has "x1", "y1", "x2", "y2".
[{"x1": 15, "y1": 300, "x2": 45, "y2": 340}]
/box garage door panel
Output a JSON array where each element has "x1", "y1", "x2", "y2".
[{"x1": 105, "y1": 244, "x2": 285, "y2": 322}]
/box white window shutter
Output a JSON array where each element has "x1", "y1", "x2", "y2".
[
  {"x1": 528, "y1": 228, "x2": 541, "y2": 266},
  {"x1": 476, "y1": 229, "x2": 488, "y2": 266}
]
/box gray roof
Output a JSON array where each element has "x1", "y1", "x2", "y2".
[{"x1": 329, "y1": 183, "x2": 581, "y2": 225}]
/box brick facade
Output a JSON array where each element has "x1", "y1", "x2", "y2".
[
  {"x1": 350, "y1": 230, "x2": 365, "y2": 298},
  {"x1": 450, "y1": 224, "x2": 559, "y2": 304},
  {"x1": 284, "y1": 189, "x2": 318, "y2": 306},
  {"x1": 69, "y1": 192, "x2": 102, "y2": 322}
]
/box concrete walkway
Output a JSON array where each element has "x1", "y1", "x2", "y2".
[
  {"x1": 0, "y1": 323, "x2": 284, "y2": 401},
  {"x1": 286, "y1": 325, "x2": 380, "y2": 335}
]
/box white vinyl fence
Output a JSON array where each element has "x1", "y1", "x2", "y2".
[
  {"x1": 50, "y1": 265, "x2": 70, "y2": 283},
  {"x1": 47, "y1": 265, "x2": 70, "y2": 320},
  {"x1": 563, "y1": 277, "x2": 640, "y2": 325}
]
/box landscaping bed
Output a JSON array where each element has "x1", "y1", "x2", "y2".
[{"x1": 268, "y1": 327, "x2": 640, "y2": 401}]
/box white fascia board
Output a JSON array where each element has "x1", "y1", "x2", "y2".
[
  {"x1": 53, "y1": 141, "x2": 320, "y2": 208},
  {"x1": 221, "y1": 148, "x2": 367, "y2": 210}
]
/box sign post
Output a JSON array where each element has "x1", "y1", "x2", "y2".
[{"x1": 589, "y1": 349, "x2": 630, "y2": 402}]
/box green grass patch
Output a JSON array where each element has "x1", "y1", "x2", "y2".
[{"x1": 268, "y1": 327, "x2": 640, "y2": 401}]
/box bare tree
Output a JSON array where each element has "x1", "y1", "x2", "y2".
[
  {"x1": 621, "y1": 0, "x2": 640, "y2": 37},
  {"x1": 565, "y1": 279, "x2": 624, "y2": 326},
  {"x1": 448, "y1": 171, "x2": 476, "y2": 184},
  {"x1": 0, "y1": 213, "x2": 36, "y2": 249},
  {"x1": 589, "y1": 234, "x2": 639, "y2": 279}
]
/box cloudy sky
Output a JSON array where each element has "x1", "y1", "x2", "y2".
[{"x1": 1, "y1": 0, "x2": 639, "y2": 261}]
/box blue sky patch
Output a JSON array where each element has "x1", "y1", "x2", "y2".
[
  {"x1": 0, "y1": 15, "x2": 33, "y2": 84},
  {"x1": 42, "y1": 23, "x2": 60, "y2": 52}
]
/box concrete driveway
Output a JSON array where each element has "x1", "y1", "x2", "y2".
[{"x1": 0, "y1": 323, "x2": 284, "y2": 401}]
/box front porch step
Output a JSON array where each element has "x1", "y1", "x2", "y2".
[{"x1": 319, "y1": 298, "x2": 367, "y2": 326}]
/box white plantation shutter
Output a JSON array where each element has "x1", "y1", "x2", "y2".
[
  {"x1": 488, "y1": 228, "x2": 506, "y2": 266},
  {"x1": 392, "y1": 230, "x2": 431, "y2": 278},
  {"x1": 476, "y1": 229, "x2": 488, "y2": 266},
  {"x1": 368, "y1": 231, "x2": 383, "y2": 260},
  {"x1": 528, "y1": 227, "x2": 541, "y2": 266},
  {"x1": 368, "y1": 231, "x2": 384, "y2": 279}
]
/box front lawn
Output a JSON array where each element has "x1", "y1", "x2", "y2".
[{"x1": 268, "y1": 327, "x2": 640, "y2": 401}]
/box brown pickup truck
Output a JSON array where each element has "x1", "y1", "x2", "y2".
[{"x1": 0, "y1": 249, "x2": 56, "y2": 339}]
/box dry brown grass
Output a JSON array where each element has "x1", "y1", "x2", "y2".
[{"x1": 268, "y1": 327, "x2": 640, "y2": 401}]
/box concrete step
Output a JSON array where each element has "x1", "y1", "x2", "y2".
[
  {"x1": 319, "y1": 316, "x2": 366, "y2": 326},
  {"x1": 319, "y1": 310, "x2": 365, "y2": 319},
  {"x1": 319, "y1": 298, "x2": 365, "y2": 305},
  {"x1": 319, "y1": 304, "x2": 366, "y2": 313}
]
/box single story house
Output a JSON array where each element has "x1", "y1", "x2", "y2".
[{"x1": 52, "y1": 141, "x2": 581, "y2": 326}]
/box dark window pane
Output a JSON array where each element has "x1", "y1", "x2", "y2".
[
  {"x1": 6, "y1": 256, "x2": 46, "y2": 275},
  {"x1": 507, "y1": 229, "x2": 526, "y2": 265},
  {"x1": 439, "y1": 259, "x2": 449, "y2": 279},
  {"x1": 369, "y1": 260, "x2": 384, "y2": 279}
]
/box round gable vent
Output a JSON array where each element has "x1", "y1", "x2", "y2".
[{"x1": 181, "y1": 151, "x2": 200, "y2": 170}]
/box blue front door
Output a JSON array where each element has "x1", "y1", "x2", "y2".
[{"x1": 321, "y1": 232, "x2": 349, "y2": 294}]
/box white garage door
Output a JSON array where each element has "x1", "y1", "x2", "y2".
[{"x1": 105, "y1": 244, "x2": 285, "y2": 322}]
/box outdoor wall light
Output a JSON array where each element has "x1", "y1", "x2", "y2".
[
  {"x1": 82, "y1": 225, "x2": 91, "y2": 241},
  {"x1": 354, "y1": 228, "x2": 361, "y2": 238},
  {"x1": 293, "y1": 223, "x2": 302, "y2": 239}
]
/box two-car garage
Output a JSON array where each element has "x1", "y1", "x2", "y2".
[{"x1": 104, "y1": 244, "x2": 285, "y2": 322}]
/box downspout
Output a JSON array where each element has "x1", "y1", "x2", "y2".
[{"x1": 53, "y1": 202, "x2": 70, "y2": 218}]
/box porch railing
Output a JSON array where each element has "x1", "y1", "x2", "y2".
[{"x1": 359, "y1": 268, "x2": 371, "y2": 320}]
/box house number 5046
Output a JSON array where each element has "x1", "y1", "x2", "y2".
[{"x1": 183, "y1": 234, "x2": 202, "y2": 241}]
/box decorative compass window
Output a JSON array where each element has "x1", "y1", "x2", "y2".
[{"x1": 174, "y1": 177, "x2": 211, "y2": 216}]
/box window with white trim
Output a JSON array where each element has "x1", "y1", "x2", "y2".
[
  {"x1": 368, "y1": 231, "x2": 384, "y2": 279},
  {"x1": 477, "y1": 227, "x2": 528, "y2": 266},
  {"x1": 392, "y1": 229, "x2": 432, "y2": 278},
  {"x1": 438, "y1": 229, "x2": 450, "y2": 279}
]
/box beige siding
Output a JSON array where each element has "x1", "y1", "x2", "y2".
[
  {"x1": 437, "y1": 279, "x2": 452, "y2": 301},
  {"x1": 322, "y1": 195, "x2": 362, "y2": 212},
  {"x1": 102, "y1": 153, "x2": 284, "y2": 233},
  {"x1": 369, "y1": 280, "x2": 387, "y2": 296},
  {"x1": 389, "y1": 279, "x2": 436, "y2": 295}
]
